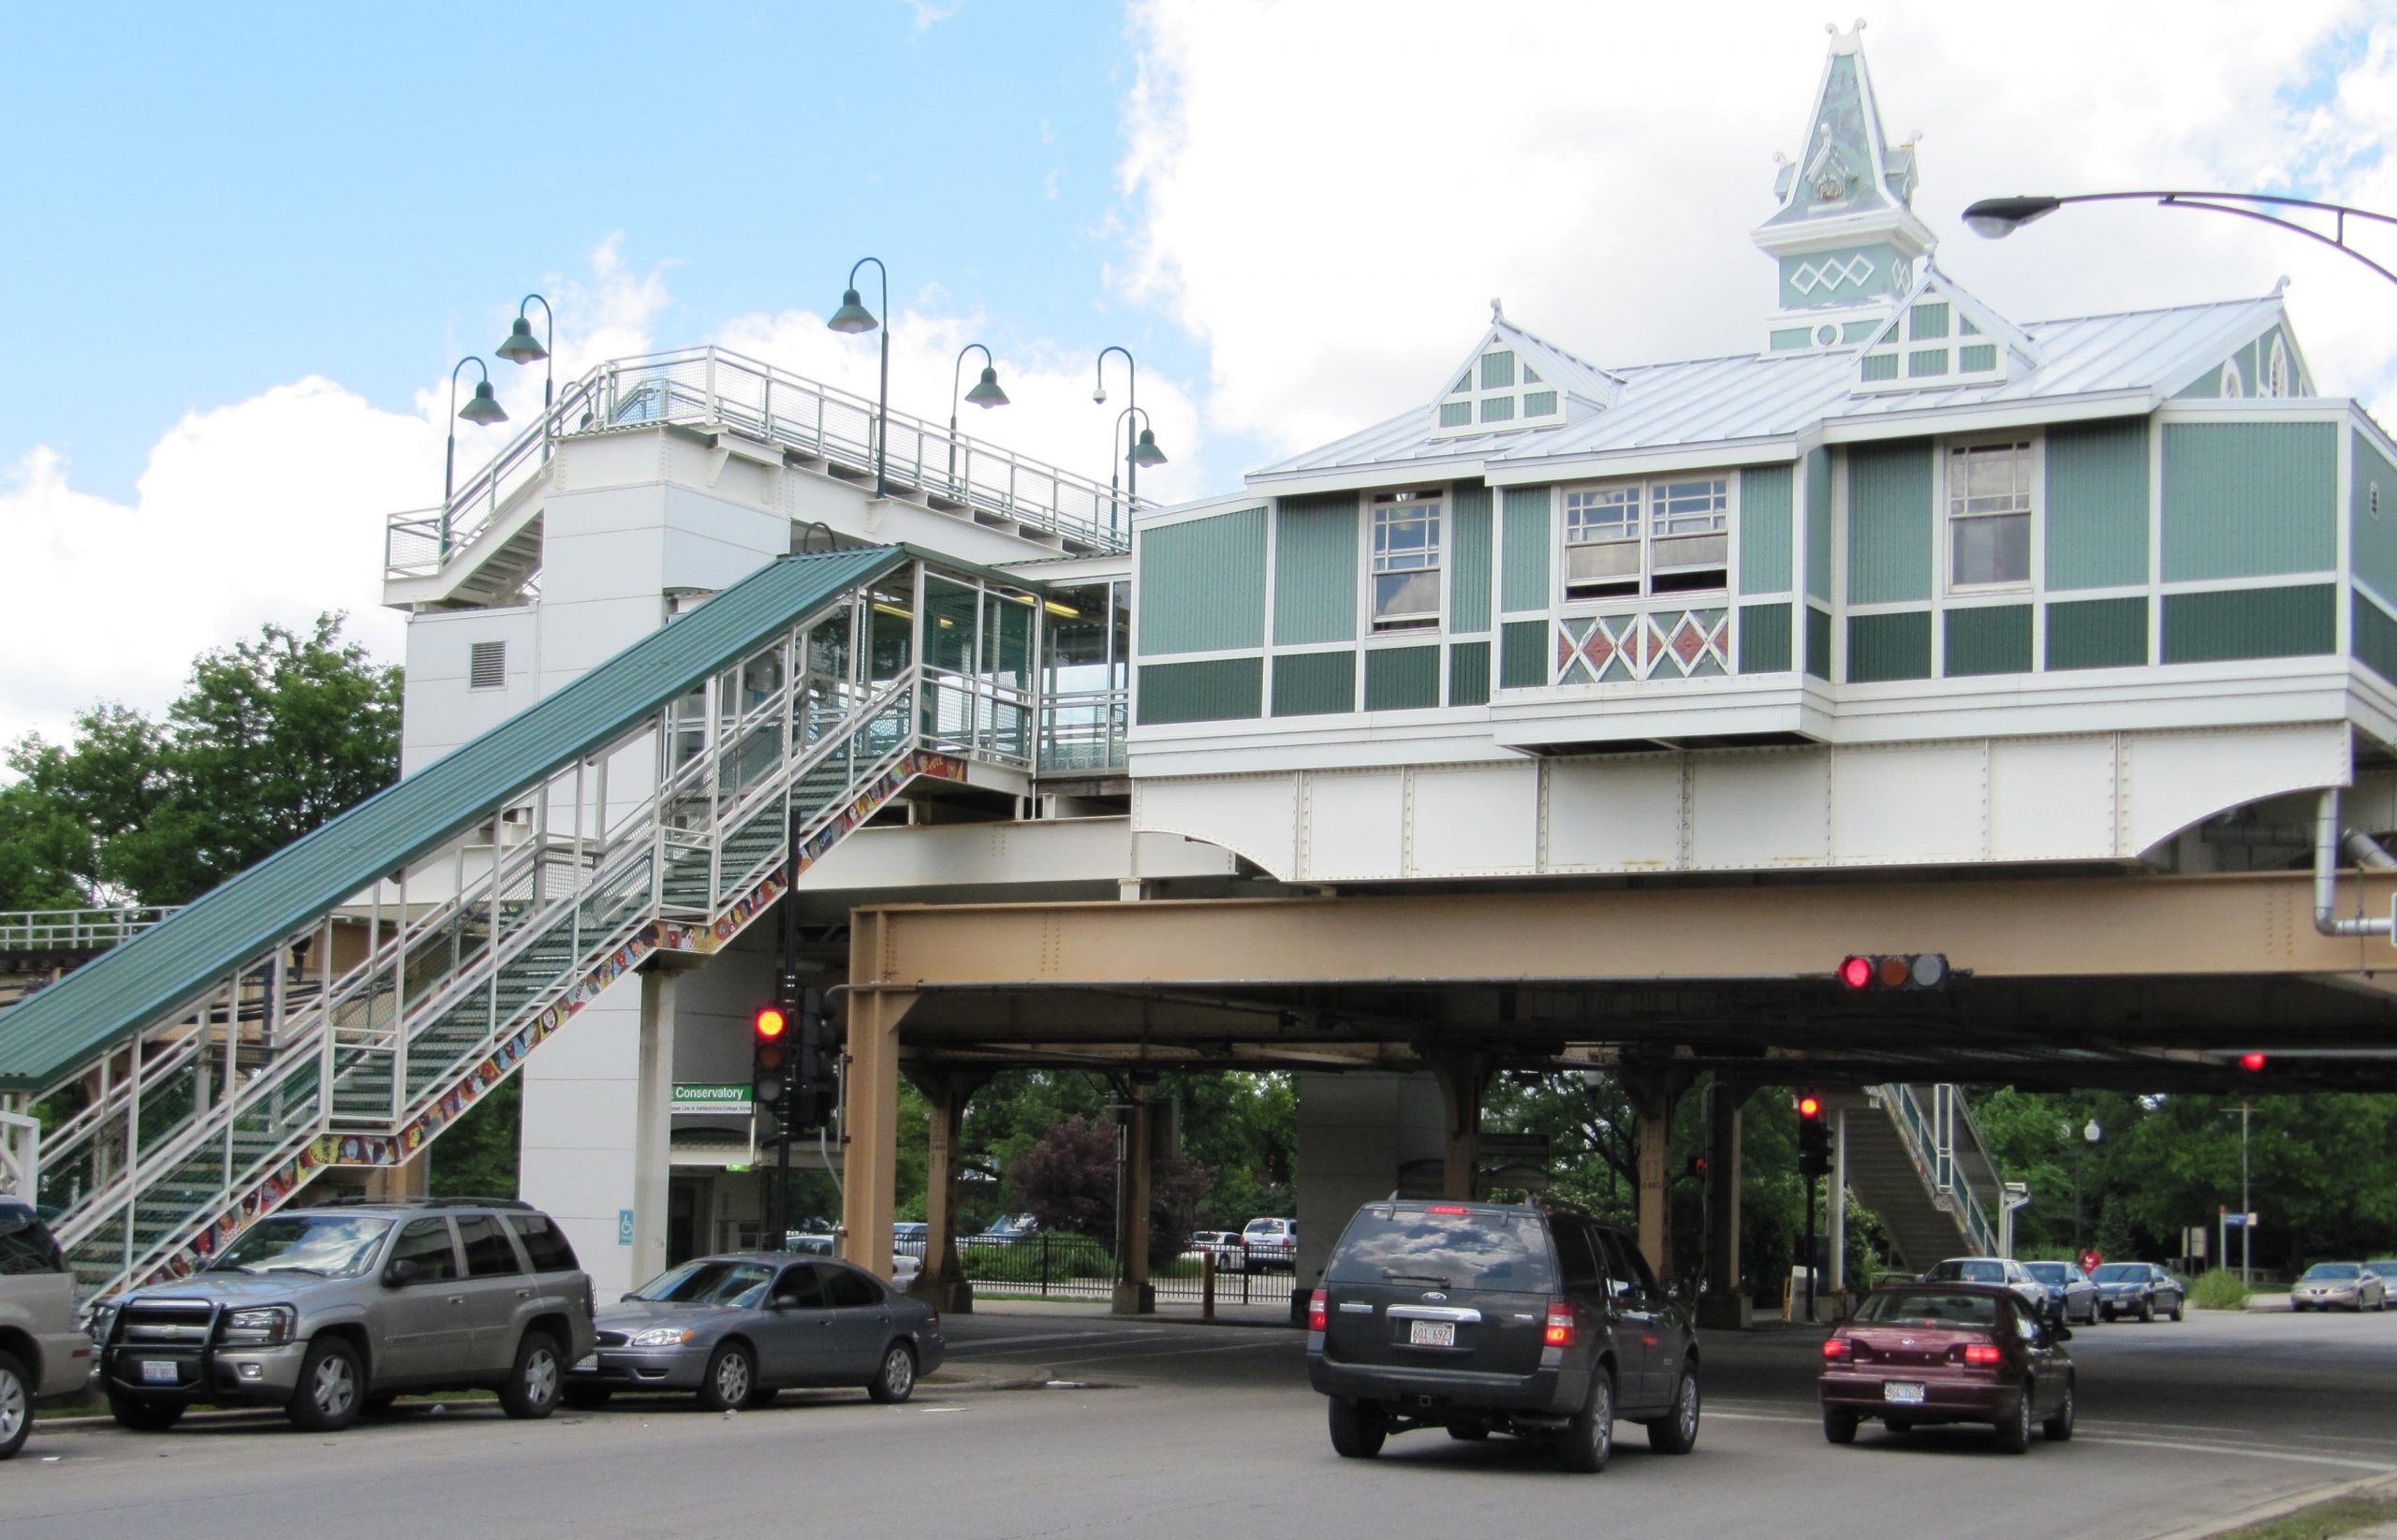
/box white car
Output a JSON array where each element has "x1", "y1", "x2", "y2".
[
  {"x1": 1242, "y1": 1218, "x2": 1298, "y2": 1272},
  {"x1": 1919, "y1": 1256, "x2": 2052, "y2": 1321}
]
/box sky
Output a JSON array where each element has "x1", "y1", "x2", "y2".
[{"x1": 3, "y1": 0, "x2": 2393, "y2": 748}]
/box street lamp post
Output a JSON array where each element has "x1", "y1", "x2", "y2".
[
  {"x1": 1093, "y1": 345, "x2": 1144, "y2": 531},
  {"x1": 442, "y1": 356, "x2": 509, "y2": 557},
  {"x1": 1112, "y1": 405, "x2": 1168, "y2": 513},
  {"x1": 948, "y1": 343, "x2": 1010, "y2": 489},
  {"x1": 828, "y1": 258, "x2": 891, "y2": 499},
  {"x1": 494, "y1": 293, "x2": 555, "y2": 458},
  {"x1": 2069, "y1": 1118, "x2": 2103, "y2": 1256},
  {"x1": 1963, "y1": 191, "x2": 2397, "y2": 287}
]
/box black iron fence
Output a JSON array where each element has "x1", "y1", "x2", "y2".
[{"x1": 942, "y1": 1233, "x2": 1296, "y2": 1305}]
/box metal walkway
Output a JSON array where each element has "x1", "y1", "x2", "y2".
[{"x1": 1835, "y1": 1084, "x2": 2009, "y2": 1267}]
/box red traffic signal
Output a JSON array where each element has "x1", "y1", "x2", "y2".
[
  {"x1": 754, "y1": 1006, "x2": 788, "y2": 1039},
  {"x1": 1796, "y1": 1093, "x2": 1822, "y2": 1120},
  {"x1": 1836, "y1": 953, "x2": 1949, "y2": 990},
  {"x1": 2239, "y1": 1051, "x2": 2268, "y2": 1073}
]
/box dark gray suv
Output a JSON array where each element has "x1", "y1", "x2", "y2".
[{"x1": 1306, "y1": 1198, "x2": 1699, "y2": 1473}]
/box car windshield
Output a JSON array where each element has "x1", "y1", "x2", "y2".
[
  {"x1": 206, "y1": 1214, "x2": 392, "y2": 1277},
  {"x1": 2302, "y1": 1263, "x2": 2361, "y2": 1281},
  {"x1": 2023, "y1": 1263, "x2": 2071, "y2": 1283},
  {"x1": 2369, "y1": 1262, "x2": 2397, "y2": 1277},
  {"x1": 1857, "y1": 1290, "x2": 2003, "y2": 1327},
  {"x1": 629, "y1": 1259, "x2": 776, "y2": 1306},
  {"x1": 1325, "y1": 1206, "x2": 1555, "y2": 1292},
  {"x1": 2089, "y1": 1264, "x2": 2143, "y2": 1283}
]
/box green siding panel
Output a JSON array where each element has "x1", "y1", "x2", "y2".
[
  {"x1": 2160, "y1": 422, "x2": 2338, "y2": 581},
  {"x1": 1139, "y1": 507, "x2": 1267, "y2": 655},
  {"x1": 1450, "y1": 482, "x2": 1493, "y2": 634},
  {"x1": 1448, "y1": 640, "x2": 1492, "y2": 706},
  {"x1": 1805, "y1": 605, "x2": 1832, "y2": 680},
  {"x1": 1847, "y1": 440, "x2": 1934, "y2": 604},
  {"x1": 1847, "y1": 610, "x2": 1932, "y2": 682},
  {"x1": 1137, "y1": 657, "x2": 1263, "y2": 725},
  {"x1": 1271, "y1": 649, "x2": 1355, "y2": 717},
  {"x1": 2162, "y1": 585, "x2": 2336, "y2": 664},
  {"x1": 2356, "y1": 589, "x2": 2397, "y2": 684},
  {"x1": 1500, "y1": 487, "x2": 1551, "y2": 613},
  {"x1": 1363, "y1": 645, "x2": 1440, "y2": 711},
  {"x1": 2351, "y1": 433, "x2": 2397, "y2": 603},
  {"x1": 1739, "y1": 602, "x2": 1793, "y2": 673},
  {"x1": 2046, "y1": 597, "x2": 2148, "y2": 670},
  {"x1": 1272, "y1": 492, "x2": 1358, "y2": 646},
  {"x1": 2046, "y1": 418, "x2": 2151, "y2": 591},
  {"x1": 1500, "y1": 620, "x2": 1547, "y2": 689},
  {"x1": 1804, "y1": 448, "x2": 1832, "y2": 601},
  {"x1": 1739, "y1": 464, "x2": 1795, "y2": 595},
  {"x1": 1945, "y1": 605, "x2": 2033, "y2": 677}
]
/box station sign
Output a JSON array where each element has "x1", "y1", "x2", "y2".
[{"x1": 670, "y1": 1081, "x2": 754, "y2": 1116}]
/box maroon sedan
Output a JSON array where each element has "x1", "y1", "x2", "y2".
[{"x1": 1819, "y1": 1282, "x2": 2076, "y2": 1454}]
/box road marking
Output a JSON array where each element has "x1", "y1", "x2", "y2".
[{"x1": 2077, "y1": 1435, "x2": 2397, "y2": 1473}]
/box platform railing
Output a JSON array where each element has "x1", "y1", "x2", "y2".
[{"x1": 0, "y1": 907, "x2": 179, "y2": 954}]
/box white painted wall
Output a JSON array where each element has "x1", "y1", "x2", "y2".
[
  {"x1": 518, "y1": 983, "x2": 644, "y2": 1297},
  {"x1": 1293, "y1": 1072, "x2": 1445, "y2": 1298}
]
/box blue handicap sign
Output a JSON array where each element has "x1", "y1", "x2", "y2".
[{"x1": 618, "y1": 1209, "x2": 635, "y2": 1245}]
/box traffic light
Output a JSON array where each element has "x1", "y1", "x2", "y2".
[
  {"x1": 2239, "y1": 1051, "x2": 2268, "y2": 1073},
  {"x1": 1796, "y1": 1093, "x2": 1831, "y2": 1180},
  {"x1": 752, "y1": 1005, "x2": 792, "y2": 1116},
  {"x1": 1836, "y1": 953, "x2": 1950, "y2": 990},
  {"x1": 786, "y1": 988, "x2": 839, "y2": 1131}
]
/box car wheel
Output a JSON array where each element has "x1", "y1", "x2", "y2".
[
  {"x1": 498, "y1": 1331, "x2": 563, "y2": 1420},
  {"x1": 697, "y1": 1342, "x2": 756, "y2": 1412},
  {"x1": 1823, "y1": 1407, "x2": 1859, "y2": 1445},
  {"x1": 2138, "y1": 1298, "x2": 2154, "y2": 1323},
  {"x1": 1328, "y1": 1395, "x2": 1387, "y2": 1459},
  {"x1": 867, "y1": 1342, "x2": 918, "y2": 1405},
  {"x1": 0, "y1": 1351, "x2": 30, "y2": 1459},
  {"x1": 2170, "y1": 1296, "x2": 2185, "y2": 1322},
  {"x1": 1646, "y1": 1363, "x2": 1700, "y2": 1455},
  {"x1": 562, "y1": 1387, "x2": 612, "y2": 1412},
  {"x1": 1557, "y1": 1370, "x2": 1614, "y2": 1474},
  {"x1": 2042, "y1": 1377, "x2": 2076, "y2": 1443},
  {"x1": 1996, "y1": 1386, "x2": 2034, "y2": 1455},
  {"x1": 287, "y1": 1336, "x2": 363, "y2": 1432},
  {"x1": 107, "y1": 1391, "x2": 184, "y2": 1433}
]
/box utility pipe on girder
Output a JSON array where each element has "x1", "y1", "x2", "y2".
[{"x1": 2314, "y1": 788, "x2": 2397, "y2": 936}]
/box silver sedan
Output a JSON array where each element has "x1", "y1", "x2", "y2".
[
  {"x1": 2291, "y1": 1262, "x2": 2390, "y2": 1313},
  {"x1": 565, "y1": 1253, "x2": 944, "y2": 1411}
]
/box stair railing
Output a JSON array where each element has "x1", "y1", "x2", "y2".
[{"x1": 1871, "y1": 1084, "x2": 2004, "y2": 1257}]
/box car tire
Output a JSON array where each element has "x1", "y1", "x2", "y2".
[
  {"x1": 0, "y1": 1351, "x2": 31, "y2": 1459},
  {"x1": 562, "y1": 1387, "x2": 611, "y2": 1412},
  {"x1": 287, "y1": 1336, "x2": 363, "y2": 1433},
  {"x1": 1328, "y1": 1395, "x2": 1387, "y2": 1459},
  {"x1": 697, "y1": 1342, "x2": 756, "y2": 1412},
  {"x1": 1557, "y1": 1370, "x2": 1614, "y2": 1474},
  {"x1": 2138, "y1": 1298, "x2": 2154, "y2": 1323},
  {"x1": 2042, "y1": 1377, "x2": 2076, "y2": 1443},
  {"x1": 499, "y1": 1331, "x2": 564, "y2": 1420},
  {"x1": 1646, "y1": 1363, "x2": 1700, "y2": 1455},
  {"x1": 1823, "y1": 1407, "x2": 1859, "y2": 1445},
  {"x1": 108, "y1": 1391, "x2": 184, "y2": 1433},
  {"x1": 867, "y1": 1342, "x2": 917, "y2": 1405},
  {"x1": 2170, "y1": 1296, "x2": 2185, "y2": 1322},
  {"x1": 1996, "y1": 1386, "x2": 2034, "y2": 1455}
]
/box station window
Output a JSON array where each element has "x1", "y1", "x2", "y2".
[
  {"x1": 1560, "y1": 476, "x2": 1728, "y2": 600},
  {"x1": 1948, "y1": 440, "x2": 2033, "y2": 590},
  {"x1": 1370, "y1": 489, "x2": 1444, "y2": 630}
]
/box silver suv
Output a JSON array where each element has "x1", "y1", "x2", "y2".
[
  {"x1": 1, "y1": 1200, "x2": 94, "y2": 1460},
  {"x1": 95, "y1": 1197, "x2": 595, "y2": 1433}
]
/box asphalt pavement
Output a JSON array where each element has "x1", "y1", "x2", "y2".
[{"x1": 7, "y1": 1302, "x2": 2394, "y2": 1540}]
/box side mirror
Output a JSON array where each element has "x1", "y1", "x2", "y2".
[{"x1": 382, "y1": 1257, "x2": 421, "y2": 1288}]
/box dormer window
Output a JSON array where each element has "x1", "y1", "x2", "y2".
[
  {"x1": 1858, "y1": 293, "x2": 2016, "y2": 391},
  {"x1": 1434, "y1": 346, "x2": 1565, "y2": 436},
  {"x1": 1370, "y1": 489, "x2": 1444, "y2": 631}
]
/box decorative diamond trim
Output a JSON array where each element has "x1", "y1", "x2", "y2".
[
  {"x1": 1790, "y1": 253, "x2": 1875, "y2": 296},
  {"x1": 1550, "y1": 609, "x2": 1730, "y2": 685}
]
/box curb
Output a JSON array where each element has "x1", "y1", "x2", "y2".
[{"x1": 2142, "y1": 1471, "x2": 2397, "y2": 1540}]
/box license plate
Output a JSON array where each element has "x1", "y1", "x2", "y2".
[
  {"x1": 572, "y1": 1355, "x2": 597, "y2": 1371},
  {"x1": 1407, "y1": 1321, "x2": 1456, "y2": 1348},
  {"x1": 140, "y1": 1359, "x2": 179, "y2": 1384},
  {"x1": 1883, "y1": 1382, "x2": 1926, "y2": 1405}
]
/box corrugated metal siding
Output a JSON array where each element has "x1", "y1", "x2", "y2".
[
  {"x1": 1805, "y1": 448, "x2": 1833, "y2": 601},
  {"x1": 1847, "y1": 610, "x2": 1932, "y2": 682},
  {"x1": 1945, "y1": 605, "x2": 2033, "y2": 676},
  {"x1": 1137, "y1": 657, "x2": 1264, "y2": 725},
  {"x1": 2046, "y1": 418, "x2": 2151, "y2": 591},
  {"x1": 1805, "y1": 604, "x2": 1832, "y2": 680},
  {"x1": 1499, "y1": 620, "x2": 1547, "y2": 688},
  {"x1": 1847, "y1": 440, "x2": 1934, "y2": 604},
  {"x1": 1500, "y1": 487, "x2": 1551, "y2": 613},
  {"x1": 0, "y1": 544, "x2": 911, "y2": 1090},
  {"x1": 2161, "y1": 584, "x2": 2336, "y2": 664},
  {"x1": 1139, "y1": 507, "x2": 1268, "y2": 655},
  {"x1": 1364, "y1": 645, "x2": 1441, "y2": 711},
  {"x1": 1450, "y1": 482, "x2": 1494, "y2": 634},
  {"x1": 1740, "y1": 464, "x2": 1795, "y2": 594},
  {"x1": 2046, "y1": 597, "x2": 2148, "y2": 670},
  {"x1": 2356, "y1": 589, "x2": 2397, "y2": 683},
  {"x1": 1272, "y1": 492, "x2": 1358, "y2": 645},
  {"x1": 1448, "y1": 640, "x2": 1492, "y2": 706},
  {"x1": 2351, "y1": 433, "x2": 2397, "y2": 601},
  {"x1": 1271, "y1": 650, "x2": 1356, "y2": 717},
  {"x1": 2161, "y1": 423, "x2": 2338, "y2": 581},
  {"x1": 1740, "y1": 602, "x2": 1793, "y2": 672}
]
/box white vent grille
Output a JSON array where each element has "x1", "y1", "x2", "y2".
[{"x1": 468, "y1": 640, "x2": 507, "y2": 691}]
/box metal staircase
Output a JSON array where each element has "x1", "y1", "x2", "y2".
[
  {"x1": 0, "y1": 547, "x2": 1044, "y2": 1301},
  {"x1": 1836, "y1": 1084, "x2": 2007, "y2": 1267}
]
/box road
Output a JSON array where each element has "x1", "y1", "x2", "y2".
[{"x1": 7, "y1": 1304, "x2": 2394, "y2": 1539}]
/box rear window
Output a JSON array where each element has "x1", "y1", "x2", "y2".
[
  {"x1": 1858, "y1": 1290, "x2": 2004, "y2": 1327},
  {"x1": 508, "y1": 1213, "x2": 580, "y2": 1272},
  {"x1": 1326, "y1": 1206, "x2": 1555, "y2": 1293}
]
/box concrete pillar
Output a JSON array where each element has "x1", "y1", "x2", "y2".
[
  {"x1": 907, "y1": 1069, "x2": 985, "y2": 1313},
  {"x1": 1622, "y1": 1068, "x2": 1687, "y2": 1282},
  {"x1": 837, "y1": 985, "x2": 912, "y2": 1279},
  {"x1": 1429, "y1": 1053, "x2": 1488, "y2": 1201},
  {"x1": 1111, "y1": 1089, "x2": 1155, "y2": 1315},
  {"x1": 1698, "y1": 1079, "x2": 1750, "y2": 1329},
  {"x1": 628, "y1": 968, "x2": 678, "y2": 1289},
  {"x1": 1827, "y1": 1107, "x2": 1848, "y2": 1298}
]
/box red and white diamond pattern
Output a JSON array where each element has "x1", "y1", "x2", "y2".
[{"x1": 1552, "y1": 610, "x2": 1729, "y2": 684}]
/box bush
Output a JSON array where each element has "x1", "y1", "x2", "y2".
[{"x1": 2190, "y1": 1269, "x2": 2250, "y2": 1311}]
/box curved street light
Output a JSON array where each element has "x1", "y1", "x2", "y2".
[
  {"x1": 442, "y1": 356, "x2": 508, "y2": 556},
  {"x1": 1963, "y1": 191, "x2": 2397, "y2": 287},
  {"x1": 495, "y1": 292, "x2": 555, "y2": 457},
  {"x1": 1113, "y1": 404, "x2": 1168, "y2": 518},
  {"x1": 948, "y1": 342, "x2": 1010, "y2": 487},
  {"x1": 828, "y1": 257, "x2": 891, "y2": 498}
]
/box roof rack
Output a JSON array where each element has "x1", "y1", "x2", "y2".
[{"x1": 317, "y1": 1194, "x2": 534, "y2": 1210}]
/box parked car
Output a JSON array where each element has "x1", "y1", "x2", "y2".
[
  {"x1": 2088, "y1": 1261, "x2": 2185, "y2": 1322},
  {"x1": 1820, "y1": 1282, "x2": 2075, "y2": 1454},
  {"x1": 2367, "y1": 1260, "x2": 2397, "y2": 1293},
  {"x1": 1243, "y1": 1217, "x2": 1298, "y2": 1272},
  {"x1": 566, "y1": 1253, "x2": 942, "y2": 1410},
  {"x1": 92, "y1": 1197, "x2": 595, "y2": 1434},
  {"x1": 0, "y1": 1199, "x2": 93, "y2": 1460},
  {"x1": 1918, "y1": 1257, "x2": 2051, "y2": 1322},
  {"x1": 2021, "y1": 1261, "x2": 2100, "y2": 1326},
  {"x1": 2291, "y1": 1261, "x2": 2390, "y2": 1313},
  {"x1": 1306, "y1": 1197, "x2": 1699, "y2": 1473},
  {"x1": 893, "y1": 1222, "x2": 930, "y2": 1258},
  {"x1": 979, "y1": 1214, "x2": 1040, "y2": 1244}
]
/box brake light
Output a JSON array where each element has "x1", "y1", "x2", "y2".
[
  {"x1": 1543, "y1": 1302, "x2": 1575, "y2": 1347},
  {"x1": 1426, "y1": 1204, "x2": 1471, "y2": 1215},
  {"x1": 1821, "y1": 1336, "x2": 1851, "y2": 1359},
  {"x1": 1308, "y1": 1289, "x2": 1328, "y2": 1333},
  {"x1": 1963, "y1": 1342, "x2": 2003, "y2": 1366}
]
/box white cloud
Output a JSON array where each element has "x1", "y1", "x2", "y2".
[
  {"x1": 1120, "y1": 0, "x2": 2397, "y2": 463},
  {"x1": 904, "y1": 0, "x2": 962, "y2": 32}
]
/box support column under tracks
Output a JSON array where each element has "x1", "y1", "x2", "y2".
[
  {"x1": 1111, "y1": 1084, "x2": 1155, "y2": 1315},
  {"x1": 839, "y1": 973, "x2": 913, "y2": 1280},
  {"x1": 1428, "y1": 1052, "x2": 1488, "y2": 1201},
  {"x1": 1622, "y1": 1067, "x2": 1688, "y2": 1282},
  {"x1": 907, "y1": 1069, "x2": 987, "y2": 1313},
  {"x1": 1698, "y1": 1079, "x2": 1750, "y2": 1329}
]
